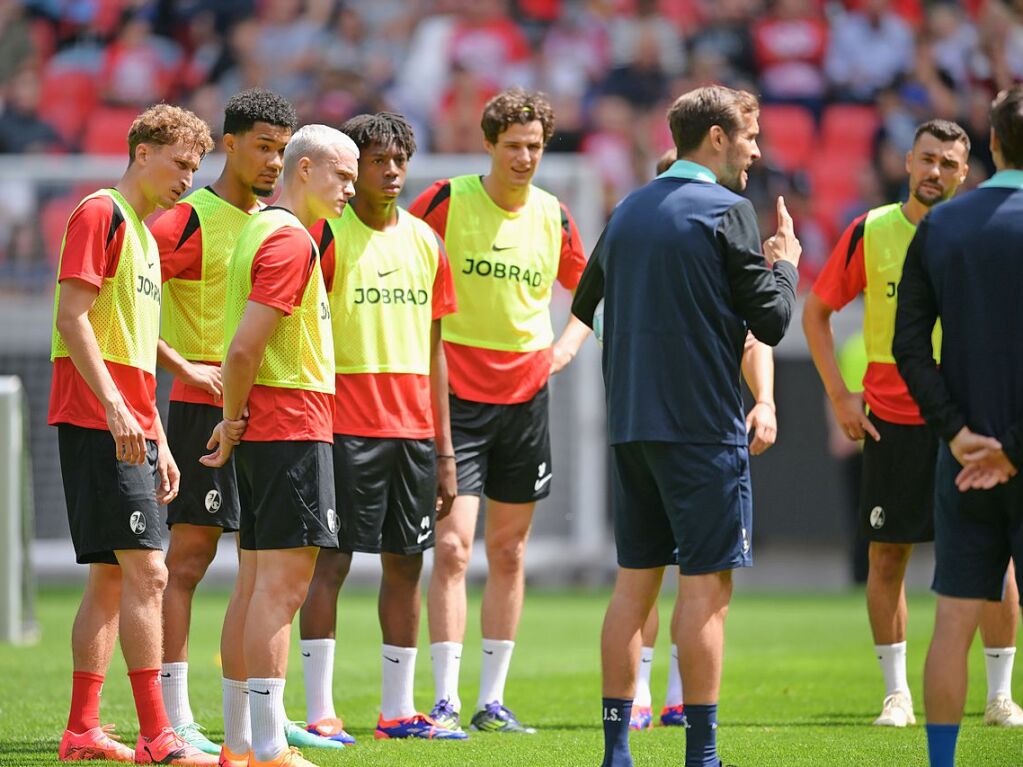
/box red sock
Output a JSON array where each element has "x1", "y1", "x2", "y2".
[
  {"x1": 127, "y1": 668, "x2": 171, "y2": 739},
  {"x1": 67, "y1": 671, "x2": 105, "y2": 733}
]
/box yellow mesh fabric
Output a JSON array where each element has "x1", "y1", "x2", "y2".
[
  {"x1": 327, "y1": 206, "x2": 439, "y2": 375},
  {"x1": 862, "y1": 203, "x2": 941, "y2": 364},
  {"x1": 161, "y1": 188, "x2": 252, "y2": 361},
  {"x1": 441, "y1": 174, "x2": 561, "y2": 352},
  {"x1": 224, "y1": 208, "x2": 334, "y2": 393},
  {"x1": 51, "y1": 189, "x2": 161, "y2": 374}
]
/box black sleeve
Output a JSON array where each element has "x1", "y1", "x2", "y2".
[
  {"x1": 717, "y1": 200, "x2": 798, "y2": 346},
  {"x1": 892, "y1": 219, "x2": 966, "y2": 442},
  {"x1": 570, "y1": 221, "x2": 608, "y2": 328}
]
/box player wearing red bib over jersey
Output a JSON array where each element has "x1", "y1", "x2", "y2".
[
  {"x1": 150, "y1": 88, "x2": 297, "y2": 758},
  {"x1": 51, "y1": 104, "x2": 217, "y2": 766},
  {"x1": 409, "y1": 88, "x2": 589, "y2": 734}
]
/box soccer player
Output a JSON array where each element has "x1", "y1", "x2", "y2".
[
  {"x1": 297, "y1": 112, "x2": 465, "y2": 742},
  {"x1": 893, "y1": 86, "x2": 1023, "y2": 767},
  {"x1": 202, "y1": 125, "x2": 359, "y2": 767},
  {"x1": 572, "y1": 86, "x2": 801, "y2": 767},
  {"x1": 410, "y1": 87, "x2": 589, "y2": 734},
  {"x1": 803, "y1": 119, "x2": 1022, "y2": 728},
  {"x1": 51, "y1": 105, "x2": 217, "y2": 765},
  {"x1": 152, "y1": 87, "x2": 297, "y2": 755},
  {"x1": 629, "y1": 148, "x2": 779, "y2": 733}
]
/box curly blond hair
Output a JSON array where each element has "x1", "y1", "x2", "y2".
[
  {"x1": 480, "y1": 88, "x2": 555, "y2": 146},
  {"x1": 127, "y1": 104, "x2": 214, "y2": 163}
]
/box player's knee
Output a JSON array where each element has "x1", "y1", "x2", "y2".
[
  {"x1": 434, "y1": 535, "x2": 472, "y2": 577},
  {"x1": 383, "y1": 553, "x2": 423, "y2": 583},
  {"x1": 487, "y1": 536, "x2": 526, "y2": 576},
  {"x1": 122, "y1": 556, "x2": 169, "y2": 598},
  {"x1": 870, "y1": 544, "x2": 912, "y2": 581},
  {"x1": 167, "y1": 551, "x2": 213, "y2": 591}
]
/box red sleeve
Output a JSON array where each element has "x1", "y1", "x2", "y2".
[
  {"x1": 409, "y1": 180, "x2": 451, "y2": 241},
  {"x1": 812, "y1": 213, "x2": 868, "y2": 311},
  {"x1": 556, "y1": 202, "x2": 587, "y2": 291},
  {"x1": 248, "y1": 227, "x2": 316, "y2": 316},
  {"x1": 151, "y1": 202, "x2": 202, "y2": 283},
  {"x1": 431, "y1": 234, "x2": 457, "y2": 320},
  {"x1": 308, "y1": 219, "x2": 336, "y2": 290},
  {"x1": 58, "y1": 196, "x2": 122, "y2": 288}
]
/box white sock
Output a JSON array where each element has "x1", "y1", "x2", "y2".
[
  {"x1": 300, "y1": 638, "x2": 336, "y2": 724},
  {"x1": 985, "y1": 646, "x2": 1017, "y2": 703},
  {"x1": 381, "y1": 645, "x2": 418, "y2": 720},
  {"x1": 431, "y1": 641, "x2": 463, "y2": 712},
  {"x1": 634, "y1": 647, "x2": 654, "y2": 708},
  {"x1": 160, "y1": 662, "x2": 194, "y2": 728},
  {"x1": 248, "y1": 677, "x2": 287, "y2": 762},
  {"x1": 477, "y1": 638, "x2": 515, "y2": 710},
  {"x1": 222, "y1": 678, "x2": 251, "y2": 757},
  {"x1": 875, "y1": 642, "x2": 910, "y2": 698},
  {"x1": 664, "y1": 644, "x2": 683, "y2": 707}
]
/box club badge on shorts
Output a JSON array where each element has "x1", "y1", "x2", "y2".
[
  {"x1": 205, "y1": 489, "x2": 222, "y2": 514},
  {"x1": 129, "y1": 510, "x2": 147, "y2": 535},
  {"x1": 326, "y1": 508, "x2": 339, "y2": 534},
  {"x1": 870, "y1": 506, "x2": 886, "y2": 530}
]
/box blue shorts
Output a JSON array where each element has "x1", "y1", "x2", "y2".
[
  {"x1": 611, "y1": 441, "x2": 753, "y2": 574},
  {"x1": 932, "y1": 444, "x2": 1023, "y2": 602}
]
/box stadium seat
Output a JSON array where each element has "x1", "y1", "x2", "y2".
[
  {"x1": 41, "y1": 193, "x2": 81, "y2": 266},
  {"x1": 809, "y1": 151, "x2": 869, "y2": 231},
  {"x1": 821, "y1": 104, "x2": 879, "y2": 158},
  {"x1": 38, "y1": 70, "x2": 99, "y2": 147},
  {"x1": 758, "y1": 105, "x2": 816, "y2": 172},
  {"x1": 81, "y1": 107, "x2": 140, "y2": 155}
]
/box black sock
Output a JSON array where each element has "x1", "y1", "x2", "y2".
[{"x1": 601, "y1": 698, "x2": 633, "y2": 767}]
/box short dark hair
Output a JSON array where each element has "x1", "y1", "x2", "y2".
[
  {"x1": 913, "y1": 119, "x2": 970, "y2": 155},
  {"x1": 480, "y1": 87, "x2": 555, "y2": 146},
  {"x1": 223, "y1": 88, "x2": 297, "y2": 136},
  {"x1": 667, "y1": 86, "x2": 759, "y2": 156},
  {"x1": 991, "y1": 85, "x2": 1023, "y2": 168},
  {"x1": 340, "y1": 112, "x2": 417, "y2": 158}
]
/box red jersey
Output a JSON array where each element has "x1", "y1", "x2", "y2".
[
  {"x1": 240, "y1": 225, "x2": 334, "y2": 443},
  {"x1": 48, "y1": 195, "x2": 159, "y2": 439},
  {"x1": 813, "y1": 211, "x2": 924, "y2": 425},
  {"x1": 409, "y1": 178, "x2": 587, "y2": 404}
]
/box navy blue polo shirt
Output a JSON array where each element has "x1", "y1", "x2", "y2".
[{"x1": 572, "y1": 160, "x2": 798, "y2": 446}]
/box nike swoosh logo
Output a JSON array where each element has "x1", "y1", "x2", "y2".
[
  {"x1": 455, "y1": 655, "x2": 461, "y2": 660},
  {"x1": 302, "y1": 652, "x2": 311, "y2": 657},
  {"x1": 491, "y1": 244, "x2": 514, "y2": 252},
  {"x1": 377, "y1": 267, "x2": 400, "y2": 278},
  {"x1": 483, "y1": 649, "x2": 494, "y2": 655},
  {"x1": 417, "y1": 530, "x2": 432, "y2": 544},
  {"x1": 252, "y1": 689, "x2": 271, "y2": 695},
  {"x1": 385, "y1": 655, "x2": 400, "y2": 664},
  {"x1": 160, "y1": 672, "x2": 171, "y2": 678},
  {"x1": 641, "y1": 659, "x2": 652, "y2": 663},
  {"x1": 534, "y1": 474, "x2": 552, "y2": 492}
]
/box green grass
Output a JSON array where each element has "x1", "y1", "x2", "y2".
[{"x1": 1, "y1": 587, "x2": 1021, "y2": 766}]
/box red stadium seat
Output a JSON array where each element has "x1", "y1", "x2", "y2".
[
  {"x1": 809, "y1": 151, "x2": 870, "y2": 231},
  {"x1": 81, "y1": 107, "x2": 140, "y2": 156},
  {"x1": 821, "y1": 104, "x2": 879, "y2": 158},
  {"x1": 38, "y1": 70, "x2": 99, "y2": 147},
  {"x1": 759, "y1": 105, "x2": 817, "y2": 172}
]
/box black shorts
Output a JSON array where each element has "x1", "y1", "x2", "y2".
[
  {"x1": 932, "y1": 444, "x2": 1023, "y2": 602},
  {"x1": 57, "y1": 424, "x2": 163, "y2": 565},
  {"x1": 450, "y1": 386, "x2": 552, "y2": 504},
  {"x1": 235, "y1": 440, "x2": 338, "y2": 551},
  {"x1": 860, "y1": 413, "x2": 937, "y2": 543},
  {"x1": 165, "y1": 401, "x2": 240, "y2": 532},
  {"x1": 332, "y1": 435, "x2": 436, "y2": 555},
  {"x1": 611, "y1": 441, "x2": 753, "y2": 575}
]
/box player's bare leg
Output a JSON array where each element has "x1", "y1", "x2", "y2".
[
  {"x1": 300, "y1": 548, "x2": 352, "y2": 641},
  {"x1": 116, "y1": 550, "x2": 168, "y2": 670},
  {"x1": 866, "y1": 541, "x2": 916, "y2": 726},
  {"x1": 600, "y1": 566, "x2": 663, "y2": 767},
  {"x1": 978, "y1": 562, "x2": 1023, "y2": 725},
  {"x1": 72, "y1": 564, "x2": 122, "y2": 675},
  {"x1": 659, "y1": 589, "x2": 686, "y2": 726},
  {"x1": 675, "y1": 570, "x2": 732, "y2": 705},
  {"x1": 924, "y1": 596, "x2": 983, "y2": 753},
  {"x1": 631, "y1": 603, "x2": 659, "y2": 730}
]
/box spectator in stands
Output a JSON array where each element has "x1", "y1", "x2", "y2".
[
  {"x1": 598, "y1": 22, "x2": 671, "y2": 110},
  {"x1": 100, "y1": 11, "x2": 179, "y2": 106},
  {"x1": 970, "y1": 0, "x2": 1023, "y2": 92},
  {"x1": 256, "y1": 0, "x2": 326, "y2": 99},
  {"x1": 538, "y1": 4, "x2": 610, "y2": 100},
  {"x1": 688, "y1": 0, "x2": 757, "y2": 86},
  {"x1": 0, "y1": 66, "x2": 63, "y2": 153},
  {"x1": 752, "y1": 0, "x2": 829, "y2": 113},
  {"x1": 926, "y1": 3, "x2": 977, "y2": 91},
  {"x1": 448, "y1": 0, "x2": 534, "y2": 89},
  {"x1": 0, "y1": 0, "x2": 37, "y2": 84},
  {"x1": 825, "y1": 0, "x2": 914, "y2": 102},
  {"x1": 432, "y1": 64, "x2": 498, "y2": 153},
  {"x1": 582, "y1": 94, "x2": 639, "y2": 216},
  {"x1": 609, "y1": 0, "x2": 686, "y2": 79}
]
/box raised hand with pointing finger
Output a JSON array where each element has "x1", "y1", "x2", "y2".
[{"x1": 763, "y1": 196, "x2": 802, "y2": 268}]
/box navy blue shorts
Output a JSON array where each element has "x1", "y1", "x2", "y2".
[
  {"x1": 932, "y1": 444, "x2": 1023, "y2": 602},
  {"x1": 611, "y1": 441, "x2": 753, "y2": 574}
]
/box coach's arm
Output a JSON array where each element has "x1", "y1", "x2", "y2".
[{"x1": 719, "y1": 197, "x2": 800, "y2": 346}]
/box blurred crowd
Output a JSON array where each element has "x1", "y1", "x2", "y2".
[{"x1": 0, "y1": 0, "x2": 1020, "y2": 290}]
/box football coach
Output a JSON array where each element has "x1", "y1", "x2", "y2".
[
  {"x1": 572, "y1": 85, "x2": 801, "y2": 767},
  {"x1": 893, "y1": 85, "x2": 1023, "y2": 767}
]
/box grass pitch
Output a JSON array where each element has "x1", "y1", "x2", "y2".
[{"x1": 1, "y1": 587, "x2": 1020, "y2": 766}]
